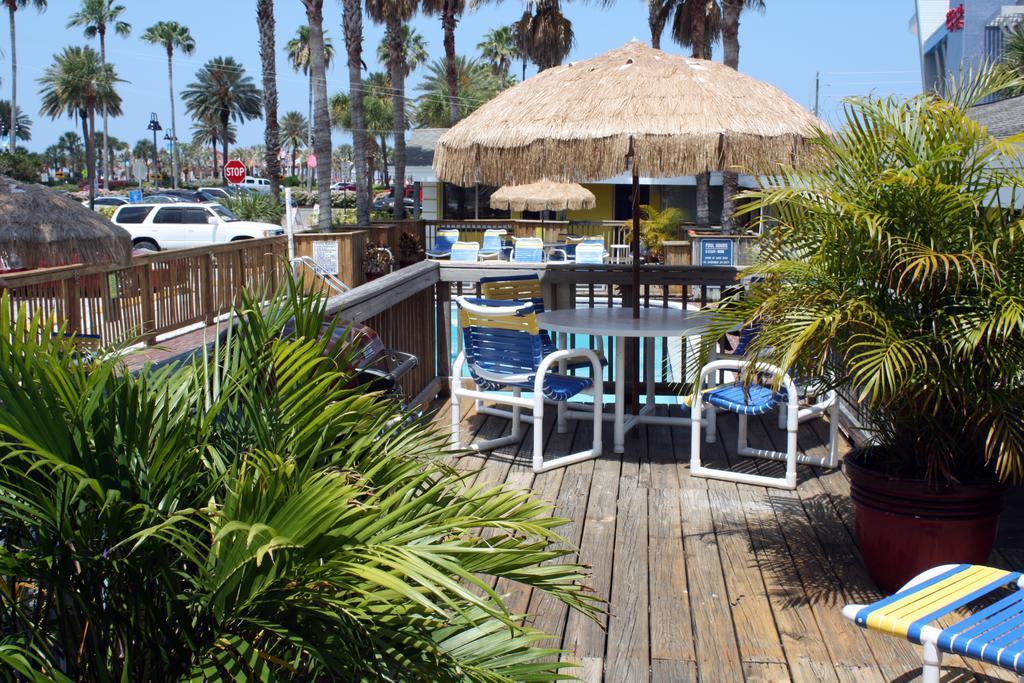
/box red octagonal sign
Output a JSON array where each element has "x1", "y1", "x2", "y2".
[{"x1": 224, "y1": 159, "x2": 247, "y2": 184}]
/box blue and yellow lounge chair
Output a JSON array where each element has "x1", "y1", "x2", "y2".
[
  {"x1": 843, "y1": 564, "x2": 1024, "y2": 683},
  {"x1": 478, "y1": 229, "x2": 508, "y2": 260},
  {"x1": 449, "y1": 241, "x2": 480, "y2": 262},
  {"x1": 511, "y1": 236, "x2": 545, "y2": 263},
  {"x1": 451, "y1": 296, "x2": 603, "y2": 472},
  {"x1": 426, "y1": 229, "x2": 459, "y2": 259}
]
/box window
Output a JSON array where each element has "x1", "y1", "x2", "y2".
[
  {"x1": 115, "y1": 206, "x2": 152, "y2": 224},
  {"x1": 153, "y1": 208, "x2": 182, "y2": 224},
  {"x1": 441, "y1": 184, "x2": 509, "y2": 220},
  {"x1": 183, "y1": 208, "x2": 209, "y2": 224}
]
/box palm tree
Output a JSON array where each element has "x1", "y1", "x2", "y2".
[
  {"x1": 414, "y1": 55, "x2": 501, "y2": 128},
  {"x1": 376, "y1": 26, "x2": 429, "y2": 77},
  {"x1": 182, "y1": 57, "x2": 262, "y2": 183},
  {"x1": 649, "y1": 0, "x2": 670, "y2": 48},
  {"x1": 67, "y1": 0, "x2": 129, "y2": 189},
  {"x1": 515, "y1": 0, "x2": 574, "y2": 71},
  {"x1": 421, "y1": 0, "x2": 467, "y2": 124},
  {"x1": 38, "y1": 45, "x2": 121, "y2": 209},
  {"x1": 331, "y1": 74, "x2": 393, "y2": 187},
  {"x1": 671, "y1": 0, "x2": 721, "y2": 229},
  {"x1": 342, "y1": 0, "x2": 370, "y2": 225},
  {"x1": 367, "y1": 0, "x2": 417, "y2": 220},
  {"x1": 191, "y1": 114, "x2": 236, "y2": 179},
  {"x1": 285, "y1": 25, "x2": 334, "y2": 193},
  {"x1": 4, "y1": 0, "x2": 46, "y2": 154},
  {"x1": 59, "y1": 130, "x2": 84, "y2": 174},
  {"x1": 256, "y1": 0, "x2": 281, "y2": 202},
  {"x1": 280, "y1": 110, "x2": 308, "y2": 177},
  {"x1": 0, "y1": 99, "x2": 30, "y2": 141},
  {"x1": 141, "y1": 21, "x2": 195, "y2": 189},
  {"x1": 299, "y1": 1, "x2": 333, "y2": 228},
  {"x1": 1002, "y1": 22, "x2": 1024, "y2": 94},
  {"x1": 719, "y1": 0, "x2": 763, "y2": 231},
  {"x1": 477, "y1": 25, "x2": 517, "y2": 88}
]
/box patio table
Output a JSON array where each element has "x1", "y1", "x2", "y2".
[{"x1": 537, "y1": 306, "x2": 714, "y2": 454}]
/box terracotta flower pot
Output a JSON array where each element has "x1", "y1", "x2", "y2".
[{"x1": 845, "y1": 450, "x2": 1005, "y2": 593}]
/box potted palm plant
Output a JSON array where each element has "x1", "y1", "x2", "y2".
[{"x1": 696, "y1": 69, "x2": 1024, "y2": 592}]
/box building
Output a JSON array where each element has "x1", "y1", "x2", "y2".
[
  {"x1": 912, "y1": 0, "x2": 1024, "y2": 96},
  {"x1": 403, "y1": 127, "x2": 758, "y2": 224}
]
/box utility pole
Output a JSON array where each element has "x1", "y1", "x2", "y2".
[{"x1": 813, "y1": 71, "x2": 821, "y2": 118}]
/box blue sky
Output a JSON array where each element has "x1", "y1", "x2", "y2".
[{"x1": 8, "y1": 0, "x2": 922, "y2": 153}]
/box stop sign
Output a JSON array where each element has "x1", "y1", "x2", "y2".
[{"x1": 224, "y1": 159, "x2": 247, "y2": 184}]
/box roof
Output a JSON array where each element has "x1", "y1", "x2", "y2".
[
  {"x1": 969, "y1": 95, "x2": 1024, "y2": 138},
  {"x1": 406, "y1": 128, "x2": 449, "y2": 167}
]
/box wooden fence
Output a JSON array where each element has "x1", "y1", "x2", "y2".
[{"x1": 1, "y1": 237, "x2": 288, "y2": 346}]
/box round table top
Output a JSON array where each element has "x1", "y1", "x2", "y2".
[{"x1": 537, "y1": 306, "x2": 713, "y2": 337}]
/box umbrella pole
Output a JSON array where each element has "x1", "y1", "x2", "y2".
[{"x1": 631, "y1": 161, "x2": 641, "y2": 318}]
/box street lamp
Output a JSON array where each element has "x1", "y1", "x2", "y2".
[
  {"x1": 147, "y1": 113, "x2": 162, "y2": 183},
  {"x1": 163, "y1": 131, "x2": 178, "y2": 187}
]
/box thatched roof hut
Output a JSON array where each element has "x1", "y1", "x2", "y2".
[
  {"x1": 0, "y1": 177, "x2": 132, "y2": 269},
  {"x1": 434, "y1": 40, "x2": 824, "y2": 187},
  {"x1": 490, "y1": 180, "x2": 596, "y2": 212}
]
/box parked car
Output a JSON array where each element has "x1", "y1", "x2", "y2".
[
  {"x1": 372, "y1": 196, "x2": 415, "y2": 212},
  {"x1": 330, "y1": 182, "x2": 356, "y2": 192},
  {"x1": 198, "y1": 186, "x2": 231, "y2": 200},
  {"x1": 82, "y1": 196, "x2": 128, "y2": 208},
  {"x1": 111, "y1": 202, "x2": 284, "y2": 251},
  {"x1": 240, "y1": 176, "x2": 272, "y2": 194},
  {"x1": 143, "y1": 193, "x2": 184, "y2": 204}
]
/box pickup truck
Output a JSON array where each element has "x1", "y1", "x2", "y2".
[{"x1": 111, "y1": 202, "x2": 283, "y2": 251}]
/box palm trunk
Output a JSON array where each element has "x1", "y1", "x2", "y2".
[
  {"x1": 649, "y1": 0, "x2": 666, "y2": 49},
  {"x1": 164, "y1": 47, "x2": 180, "y2": 189},
  {"x1": 692, "y1": 10, "x2": 710, "y2": 230},
  {"x1": 306, "y1": 71, "x2": 314, "y2": 191},
  {"x1": 211, "y1": 135, "x2": 218, "y2": 179},
  {"x1": 258, "y1": 0, "x2": 281, "y2": 203},
  {"x1": 85, "y1": 106, "x2": 96, "y2": 209},
  {"x1": 387, "y1": 17, "x2": 406, "y2": 220},
  {"x1": 221, "y1": 111, "x2": 230, "y2": 183},
  {"x1": 343, "y1": 0, "x2": 370, "y2": 225},
  {"x1": 720, "y1": 0, "x2": 741, "y2": 232},
  {"x1": 8, "y1": 5, "x2": 16, "y2": 154},
  {"x1": 379, "y1": 135, "x2": 389, "y2": 188},
  {"x1": 305, "y1": 0, "x2": 333, "y2": 229},
  {"x1": 442, "y1": 6, "x2": 460, "y2": 125},
  {"x1": 99, "y1": 28, "x2": 109, "y2": 190},
  {"x1": 292, "y1": 149, "x2": 297, "y2": 177}
]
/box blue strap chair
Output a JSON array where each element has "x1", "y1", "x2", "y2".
[
  {"x1": 575, "y1": 242, "x2": 606, "y2": 265},
  {"x1": 426, "y1": 229, "x2": 459, "y2": 259},
  {"x1": 478, "y1": 229, "x2": 508, "y2": 260},
  {"x1": 452, "y1": 297, "x2": 603, "y2": 472},
  {"x1": 843, "y1": 564, "x2": 1024, "y2": 682},
  {"x1": 511, "y1": 237, "x2": 545, "y2": 263},
  {"x1": 449, "y1": 241, "x2": 480, "y2": 262}
]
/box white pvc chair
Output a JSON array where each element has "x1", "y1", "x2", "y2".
[
  {"x1": 451, "y1": 297, "x2": 603, "y2": 472},
  {"x1": 511, "y1": 237, "x2": 545, "y2": 263},
  {"x1": 689, "y1": 359, "x2": 838, "y2": 490}
]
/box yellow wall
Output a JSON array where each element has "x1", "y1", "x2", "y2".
[{"x1": 567, "y1": 183, "x2": 615, "y2": 221}]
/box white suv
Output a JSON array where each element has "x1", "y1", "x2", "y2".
[
  {"x1": 111, "y1": 202, "x2": 284, "y2": 251},
  {"x1": 240, "y1": 176, "x2": 272, "y2": 194}
]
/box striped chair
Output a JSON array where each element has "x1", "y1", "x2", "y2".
[
  {"x1": 426, "y1": 229, "x2": 459, "y2": 259},
  {"x1": 511, "y1": 237, "x2": 545, "y2": 263},
  {"x1": 451, "y1": 297, "x2": 603, "y2": 472},
  {"x1": 575, "y1": 242, "x2": 606, "y2": 265},
  {"x1": 449, "y1": 241, "x2": 480, "y2": 262},
  {"x1": 478, "y1": 229, "x2": 508, "y2": 260},
  {"x1": 843, "y1": 564, "x2": 1024, "y2": 683}
]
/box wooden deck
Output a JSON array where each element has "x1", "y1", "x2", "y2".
[{"x1": 433, "y1": 394, "x2": 1024, "y2": 683}]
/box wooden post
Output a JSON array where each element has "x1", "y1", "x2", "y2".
[
  {"x1": 234, "y1": 247, "x2": 246, "y2": 306},
  {"x1": 435, "y1": 281, "x2": 451, "y2": 397},
  {"x1": 201, "y1": 253, "x2": 215, "y2": 325},
  {"x1": 65, "y1": 273, "x2": 81, "y2": 336},
  {"x1": 139, "y1": 264, "x2": 156, "y2": 345}
]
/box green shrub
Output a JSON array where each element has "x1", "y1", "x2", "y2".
[
  {"x1": 0, "y1": 151, "x2": 42, "y2": 182},
  {"x1": 281, "y1": 175, "x2": 301, "y2": 187},
  {"x1": 291, "y1": 189, "x2": 355, "y2": 209},
  {"x1": 96, "y1": 205, "x2": 117, "y2": 219},
  {"x1": 224, "y1": 192, "x2": 284, "y2": 224},
  {"x1": 0, "y1": 289, "x2": 596, "y2": 680}
]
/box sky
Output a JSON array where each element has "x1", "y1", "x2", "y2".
[{"x1": 7, "y1": 0, "x2": 923, "y2": 154}]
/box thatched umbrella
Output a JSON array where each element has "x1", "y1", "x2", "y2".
[
  {"x1": 0, "y1": 176, "x2": 132, "y2": 270},
  {"x1": 490, "y1": 180, "x2": 596, "y2": 212},
  {"x1": 434, "y1": 40, "x2": 824, "y2": 316}
]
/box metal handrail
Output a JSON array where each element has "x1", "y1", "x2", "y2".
[{"x1": 290, "y1": 256, "x2": 351, "y2": 296}]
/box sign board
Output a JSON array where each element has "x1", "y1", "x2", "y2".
[
  {"x1": 699, "y1": 238, "x2": 734, "y2": 267},
  {"x1": 132, "y1": 160, "x2": 147, "y2": 181},
  {"x1": 224, "y1": 159, "x2": 247, "y2": 184},
  {"x1": 54, "y1": 170, "x2": 65, "y2": 179},
  {"x1": 311, "y1": 240, "x2": 339, "y2": 275},
  {"x1": 128, "y1": 189, "x2": 143, "y2": 204},
  {"x1": 306, "y1": 154, "x2": 317, "y2": 169},
  {"x1": 946, "y1": 3, "x2": 964, "y2": 31}
]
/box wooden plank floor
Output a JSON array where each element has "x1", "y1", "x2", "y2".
[{"x1": 434, "y1": 395, "x2": 1024, "y2": 683}]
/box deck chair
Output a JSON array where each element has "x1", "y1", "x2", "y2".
[
  {"x1": 449, "y1": 241, "x2": 480, "y2": 262},
  {"x1": 843, "y1": 564, "x2": 1024, "y2": 683},
  {"x1": 426, "y1": 229, "x2": 459, "y2": 259},
  {"x1": 511, "y1": 237, "x2": 545, "y2": 263},
  {"x1": 476, "y1": 274, "x2": 606, "y2": 425},
  {"x1": 689, "y1": 358, "x2": 837, "y2": 489},
  {"x1": 478, "y1": 229, "x2": 508, "y2": 260},
  {"x1": 451, "y1": 297, "x2": 603, "y2": 472},
  {"x1": 574, "y1": 242, "x2": 607, "y2": 264}
]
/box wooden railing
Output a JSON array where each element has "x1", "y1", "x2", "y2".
[{"x1": 1, "y1": 237, "x2": 288, "y2": 346}]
